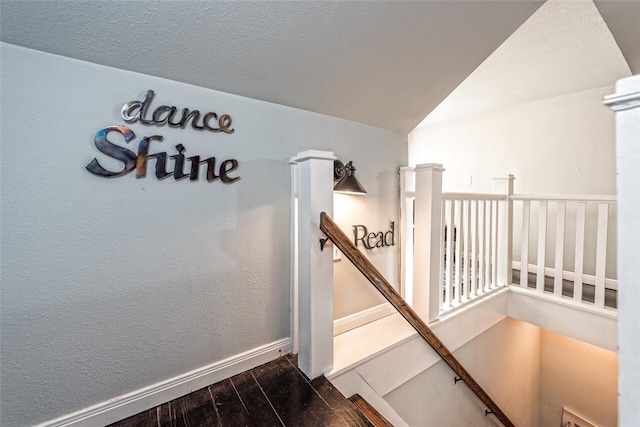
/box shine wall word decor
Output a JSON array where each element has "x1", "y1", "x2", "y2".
[
  {"x1": 86, "y1": 126, "x2": 239, "y2": 182},
  {"x1": 352, "y1": 221, "x2": 396, "y2": 249},
  {"x1": 86, "y1": 90, "x2": 240, "y2": 183}
]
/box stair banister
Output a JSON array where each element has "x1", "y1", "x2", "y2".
[{"x1": 320, "y1": 212, "x2": 515, "y2": 427}]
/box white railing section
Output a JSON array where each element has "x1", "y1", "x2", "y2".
[
  {"x1": 511, "y1": 194, "x2": 617, "y2": 310},
  {"x1": 441, "y1": 193, "x2": 506, "y2": 311},
  {"x1": 400, "y1": 166, "x2": 513, "y2": 322},
  {"x1": 400, "y1": 165, "x2": 617, "y2": 323}
]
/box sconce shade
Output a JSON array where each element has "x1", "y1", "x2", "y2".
[{"x1": 333, "y1": 160, "x2": 367, "y2": 195}]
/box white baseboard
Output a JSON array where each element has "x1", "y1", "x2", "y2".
[
  {"x1": 35, "y1": 338, "x2": 291, "y2": 427},
  {"x1": 334, "y1": 303, "x2": 397, "y2": 336}
]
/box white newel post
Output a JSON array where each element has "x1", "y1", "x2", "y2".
[
  {"x1": 493, "y1": 175, "x2": 515, "y2": 287},
  {"x1": 292, "y1": 150, "x2": 335, "y2": 379},
  {"x1": 604, "y1": 75, "x2": 640, "y2": 427},
  {"x1": 413, "y1": 164, "x2": 444, "y2": 323},
  {"x1": 399, "y1": 167, "x2": 416, "y2": 306}
]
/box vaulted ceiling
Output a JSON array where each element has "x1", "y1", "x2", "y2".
[
  {"x1": 1, "y1": 1, "x2": 638, "y2": 134},
  {"x1": 418, "y1": 0, "x2": 635, "y2": 128}
]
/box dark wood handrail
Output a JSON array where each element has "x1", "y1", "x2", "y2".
[
  {"x1": 349, "y1": 394, "x2": 393, "y2": 427},
  {"x1": 320, "y1": 212, "x2": 515, "y2": 427}
]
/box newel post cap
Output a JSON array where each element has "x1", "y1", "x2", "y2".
[
  {"x1": 292, "y1": 150, "x2": 337, "y2": 163},
  {"x1": 414, "y1": 163, "x2": 445, "y2": 172}
]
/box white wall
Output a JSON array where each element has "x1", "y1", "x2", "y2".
[
  {"x1": 333, "y1": 191, "x2": 397, "y2": 320},
  {"x1": 539, "y1": 329, "x2": 618, "y2": 427},
  {"x1": 0, "y1": 43, "x2": 406, "y2": 426},
  {"x1": 384, "y1": 317, "x2": 541, "y2": 427},
  {"x1": 409, "y1": 85, "x2": 616, "y2": 194}
]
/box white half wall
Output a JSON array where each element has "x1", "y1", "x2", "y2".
[
  {"x1": 508, "y1": 287, "x2": 617, "y2": 352},
  {"x1": 0, "y1": 43, "x2": 406, "y2": 426},
  {"x1": 384, "y1": 317, "x2": 541, "y2": 427}
]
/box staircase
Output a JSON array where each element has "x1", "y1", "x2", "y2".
[
  {"x1": 349, "y1": 395, "x2": 393, "y2": 427},
  {"x1": 109, "y1": 354, "x2": 389, "y2": 427}
]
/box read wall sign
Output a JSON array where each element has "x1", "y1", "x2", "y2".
[
  {"x1": 86, "y1": 90, "x2": 240, "y2": 183},
  {"x1": 353, "y1": 222, "x2": 396, "y2": 249}
]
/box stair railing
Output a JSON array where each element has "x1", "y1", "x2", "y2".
[{"x1": 320, "y1": 212, "x2": 515, "y2": 427}]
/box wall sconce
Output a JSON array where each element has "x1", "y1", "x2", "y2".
[{"x1": 333, "y1": 160, "x2": 367, "y2": 195}]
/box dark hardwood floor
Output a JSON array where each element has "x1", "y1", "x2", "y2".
[{"x1": 108, "y1": 354, "x2": 373, "y2": 427}]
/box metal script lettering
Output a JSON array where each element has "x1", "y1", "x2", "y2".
[
  {"x1": 86, "y1": 126, "x2": 240, "y2": 183},
  {"x1": 121, "y1": 90, "x2": 235, "y2": 133},
  {"x1": 352, "y1": 222, "x2": 396, "y2": 249}
]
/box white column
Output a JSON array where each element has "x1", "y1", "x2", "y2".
[
  {"x1": 399, "y1": 166, "x2": 415, "y2": 305},
  {"x1": 604, "y1": 75, "x2": 640, "y2": 427},
  {"x1": 291, "y1": 150, "x2": 335, "y2": 379},
  {"x1": 493, "y1": 175, "x2": 515, "y2": 287},
  {"x1": 413, "y1": 164, "x2": 444, "y2": 323}
]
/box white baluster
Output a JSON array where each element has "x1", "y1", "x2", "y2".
[
  {"x1": 536, "y1": 201, "x2": 548, "y2": 293},
  {"x1": 554, "y1": 201, "x2": 566, "y2": 298},
  {"x1": 462, "y1": 200, "x2": 471, "y2": 301},
  {"x1": 454, "y1": 200, "x2": 463, "y2": 303},
  {"x1": 445, "y1": 200, "x2": 455, "y2": 307},
  {"x1": 478, "y1": 200, "x2": 486, "y2": 293},
  {"x1": 520, "y1": 200, "x2": 530, "y2": 288},
  {"x1": 594, "y1": 203, "x2": 609, "y2": 308},
  {"x1": 573, "y1": 202, "x2": 586, "y2": 302},
  {"x1": 471, "y1": 200, "x2": 479, "y2": 297},
  {"x1": 492, "y1": 200, "x2": 499, "y2": 289},
  {"x1": 485, "y1": 200, "x2": 493, "y2": 290}
]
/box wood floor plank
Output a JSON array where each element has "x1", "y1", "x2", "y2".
[
  {"x1": 230, "y1": 370, "x2": 285, "y2": 427},
  {"x1": 207, "y1": 378, "x2": 252, "y2": 426},
  {"x1": 286, "y1": 354, "x2": 370, "y2": 427},
  {"x1": 310, "y1": 375, "x2": 372, "y2": 427},
  {"x1": 156, "y1": 402, "x2": 178, "y2": 427},
  {"x1": 252, "y1": 356, "x2": 345, "y2": 426},
  {"x1": 109, "y1": 354, "x2": 369, "y2": 427},
  {"x1": 170, "y1": 386, "x2": 220, "y2": 427},
  {"x1": 107, "y1": 408, "x2": 156, "y2": 427},
  {"x1": 286, "y1": 352, "x2": 299, "y2": 366}
]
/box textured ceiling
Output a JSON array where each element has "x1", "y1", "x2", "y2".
[
  {"x1": 0, "y1": 0, "x2": 545, "y2": 133},
  {"x1": 594, "y1": 0, "x2": 640, "y2": 75},
  {"x1": 1, "y1": 1, "x2": 636, "y2": 134},
  {"x1": 417, "y1": 0, "x2": 633, "y2": 128}
]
